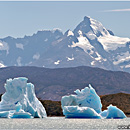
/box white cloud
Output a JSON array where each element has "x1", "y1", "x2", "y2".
[{"x1": 103, "y1": 8, "x2": 130, "y2": 12}]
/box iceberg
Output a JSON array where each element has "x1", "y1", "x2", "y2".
[
  {"x1": 0, "y1": 77, "x2": 47, "y2": 118},
  {"x1": 63, "y1": 106, "x2": 101, "y2": 119},
  {"x1": 0, "y1": 111, "x2": 10, "y2": 118},
  {"x1": 9, "y1": 102, "x2": 33, "y2": 118},
  {"x1": 61, "y1": 84, "x2": 126, "y2": 119},
  {"x1": 101, "y1": 104, "x2": 126, "y2": 119}
]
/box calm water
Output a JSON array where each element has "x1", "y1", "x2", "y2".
[{"x1": 0, "y1": 117, "x2": 130, "y2": 129}]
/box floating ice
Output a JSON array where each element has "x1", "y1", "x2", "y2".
[
  {"x1": 9, "y1": 102, "x2": 33, "y2": 118},
  {"x1": 0, "y1": 111, "x2": 9, "y2": 118},
  {"x1": 101, "y1": 104, "x2": 126, "y2": 119},
  {"x1": 0, "y1": 77, "x2": 47, "y2": 118},
  {"x1": 63, "y1": 106, "x2": 101, "y2": 119},
  {"x1": 61, "y1": 84, "x2": 126, "y2": 119},
  {"x1": 61, "y1": 84, "x2": 102, "y2": 114}
]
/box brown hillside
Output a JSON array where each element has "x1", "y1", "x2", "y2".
[
  {"x1": 0, "y1": 66, "x2": 130, "y2": 101},
  {"x1": 39, "y1": 100, "x2": 63, "y2": 116}
]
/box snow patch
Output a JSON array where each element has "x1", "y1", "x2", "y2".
[
  {"x1": 90, "y1": 17, "x2": 109, "y2": 36},
  {"x1": 16, "y1": 43, "x2": 24, "y2": 50},
  {"x1": 68, "y1": 45, "x2": 71, "y2": 48},
  {"x1": 95, "y1": 52, "x2": 107, "y2": 62},
  {"x1": 44, "y1": 38, "x2": 48, "y2": 42},
  {"x1": 17, "y1": 57, "x2": 22, "y2": 66},
  {"x1": 33, "y1": 53, "x2": 40, "y2": 60},
  {"x1": 120, "y1": 66, "x2": 124, "y2": 69},
  {"x1": 98, "y1": 35, "x2": 130, "y2": 52},
  {"x1": 78, "y1": 30, "x2": 83, "y2": 35},
  {"x1": 95, "y1": 52, "x2": 102, "y2": 61},
  {"x1": 0, "y1": 62, "x2": 6, "y2": 68},
  {"x1": 86, "y1": 31, "x2": 96, "y2": 40},
  {"x1": 71, "y1": 34, "x2": 94, "y2": 55},
  {"x1": 91, "y1": 61, "x2": 95, "y2": 66},
  {"x1": 113, "y1": 51, "x2": 130, "y2": 65},
  {"x1": 66, "y1": 54, "x2": 74, "y2": 61},
  {"x1": 57, "y1": 38, "x2": 63, "y2": 43},
  {"x1": 29, "y1": 61, "x2": 32, "y2": 64},
  {"x1": 52, "y1": 28, "x2": 62, "y2": 33},
  {"x1": 52, "y1": 38, "x2": 63, "y2": 45},
  {"x1": 0, "y1": 41, "x2": 9, "y2": 55},
  {"x1": 125, "y1": 64, "x2": 130, "y2": 68},
  {"x1": 67, "y1": 30, "x2": 74, "y2": 37},
  {"x1": 54, "y1": 60, "x2": 61, "y2": 65},
  {"x1": 55, "y1": 35, "x2": 61, "y2": 39}
]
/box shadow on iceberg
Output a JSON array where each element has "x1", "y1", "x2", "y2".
[
  {"x1": 61, "y1": 84, "x2": 126, "y2": 119},
  {"x1": 0, "y1": 77, "x2": 47, "y2": 118}
]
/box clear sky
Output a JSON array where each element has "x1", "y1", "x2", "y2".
[{"x1": 0, "y1": 1, "x2": 130, "y2": 38}]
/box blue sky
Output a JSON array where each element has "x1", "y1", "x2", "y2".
[{"x1": 0, "y1": 1, "x2": 130, "y2": 38}]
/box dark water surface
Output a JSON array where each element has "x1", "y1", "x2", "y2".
[{"x1": 0, "y1": 117, "x2": 130, "y2": 129}]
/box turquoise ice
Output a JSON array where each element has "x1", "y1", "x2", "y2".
[
  {"x1": 101, "y1": 104, "x2": 126, "y2": 119},
  {"x1": 0, "y1": 77, "x2": 47, "y2": 118},
  {"x1": 9, "y1": 102, "x2": 33, "y2": 118},
  {"x1": 61, "y1": 84, "x2": 126, "y2": 119}
]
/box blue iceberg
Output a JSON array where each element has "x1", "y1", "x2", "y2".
[
  {"x1": 63, "y1": 106, "x2": 101, "y2": 118},
  {"x1": 61, "y1": 84, "x2": 126, "y2": 119},
  {"x1": 9, "y1": 102, "x2": 33, "y2": 118},
  {"x1": 0, "y1": 111, "x2": 10, "y2": 118},
  {"x1": 101, "y1": 104, "x2": 126, "y2": 119},
  {"x1": 0, "y1": 77, "x2": 47, "y2": 118}
]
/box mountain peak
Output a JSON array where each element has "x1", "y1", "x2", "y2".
[
  {"x1": 74, "y1": 16, "x2": 109, "y2": 37},
  {"x1": 83, "y1": 16, "x2": 91, "y2": 22},
  {"x1": 0, "y1": 16, "x2": 130, "y2": 73}
]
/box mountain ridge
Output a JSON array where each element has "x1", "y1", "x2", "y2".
[{"x1": 0, "y1": 16, "x2": 130, "y2": 72}]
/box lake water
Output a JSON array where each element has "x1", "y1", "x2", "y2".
[{"x1": 0, "y1": 117, "x2": 130, "y2": 129}]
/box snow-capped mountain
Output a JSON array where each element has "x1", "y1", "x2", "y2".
[
  {"x1": 0, "y1": 29, "x2": 63, "y2": 67},
  {"x1": 0, "y1": 16, "x2": 130, "y2": 72}
]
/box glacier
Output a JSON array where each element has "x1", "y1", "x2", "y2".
[
  {"x1": 61, "y1": 84, "x2": 126, "y2": 119},
  {"x1": 0, "y1": 77, "x2": 47, "y2": 118}
]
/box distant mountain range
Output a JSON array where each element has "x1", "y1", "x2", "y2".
[
  {"x1": 0, "y1": 66, "x2": 130, "y2": 101},
  {"x1": 0, "y1": 16, "x2": 130, "y2": 72}
]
